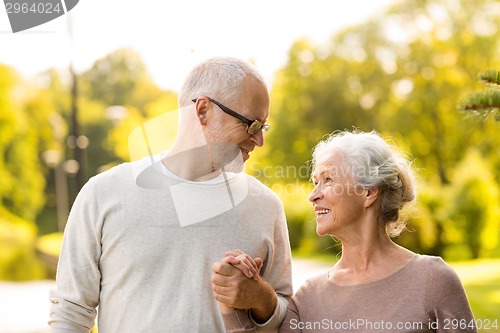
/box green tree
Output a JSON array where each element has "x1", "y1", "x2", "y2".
[
  {"x1": 107, "y1": 92, "x2": 178, "y2": 162},
  {"x1": 265, "y1": 0, "x2": 500, "y2": 257},
  {"x1": 0, "y1": 65, "x2": 52, "y2": 221},
  {"x1": 448, "y1": 150, "x2": 500, "y2": 259},
  {"x1": 0, "y1": 208, "x2": 46, "y2": 280},
  {"x1": 77, "y1": 48, "x2": 177, "y2": 172},
  {"x1": 35, "y1": 49, "x2": 176, "y2": 234},
  {"x1": 80, "y1": 48, "x2": 163, "y2": 109},
  {"x1": 0, "y1": 64, "x2": 58, "y2": 280}
]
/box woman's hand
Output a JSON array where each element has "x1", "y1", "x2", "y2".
[
  {"x1": 222, "y1": 250, "x2": 263, "y2": 281},
  {"x1": 212, "y1": 250, "x2": 263, "y2": 314}
]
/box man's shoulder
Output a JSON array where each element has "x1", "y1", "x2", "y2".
[
  {"x1": 243, "y1": 174, "x2": 282, "y2": 202},
  {"x1": 85, "y1": 159, "x2": 148, "y2": 191},
  {"x1": 91, "y1": 161, "x2": 134, "y2": 181}
]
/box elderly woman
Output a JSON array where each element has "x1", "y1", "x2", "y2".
[{"x1": 214, "y1": 130, "x2": 476, "y2": 333}]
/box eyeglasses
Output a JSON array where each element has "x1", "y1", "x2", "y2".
[{"x1": 192, "y1": 97, "x2": 270, "y2": 135}]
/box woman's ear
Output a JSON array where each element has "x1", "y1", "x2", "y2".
[{"x1": 365, "y1": 187, "x2": 380, "y2": 208}]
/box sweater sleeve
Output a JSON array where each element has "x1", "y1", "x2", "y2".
[
  {"x1": 278, "y1": 298, "x2": 302, "y2": 333},
  {"x1": 48, "y1": 178, "x2": 102, "y2": 332},
  {"x1": 223, "y1": 310, "x2": 258, "y2": 333},
  {"x1": 222, "y1": 297, "x2": 302, "y2": 333},
  {"x1": 251, "y1": 202, "x2": 293, "y2": 332},
  {"x1": 430, "y1": 258, "x2": 477, "y2": 333}
]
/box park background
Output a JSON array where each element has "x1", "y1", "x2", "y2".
[{"x1": 0, "y1": 0, "x2": 499, "y2": 332}]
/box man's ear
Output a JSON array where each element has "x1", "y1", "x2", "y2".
[
  {"x1": 194, "y1": 97, "x2": 209, "y2": 125},
  {"x1": 365, "y1": 187, "x2": 380, "y2": 208}
]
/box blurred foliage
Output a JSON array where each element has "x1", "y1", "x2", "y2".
[
  {"x1": 79, "y1": 48, "x2": 163, "y2": 109},
  {"x1": 446, "y1": 259, "x2": 500, "y2": 330},
  {"x1": 0, "y1": 49, "x2": 179, "y2": 280},
  {"x1": 448, "y1": 150, "x2": 500, "y2": 258},
  {"x1": 0, "y1": 208, "x2": 46, "y2": 280},
  {"x1": 36, "y1": 232, "x2": 63, "y2": 257},
  {"x1": 36, "y1": 232, "x2": 64, "y2": 278},
  {"x1": 1, "y1": 0, "x2": 500, "y2": 282},
  {"x1": 272, "y1": 181, "x2": 314, "y2": 250},
  {"x1": 107, "y1": 93, "x2": 178, "y2": 162},
  {"x1": 253, "y1": 0, "x2": 500, "y2": 259},
  {"x1": 0, "y1": 65, "x2": 53, "y2": 222}
]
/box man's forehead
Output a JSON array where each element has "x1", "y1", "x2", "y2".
[{"x1": 239, "y1": 97, "x2": 270, "y2": 122}]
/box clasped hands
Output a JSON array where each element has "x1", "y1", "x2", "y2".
[{"x1": 211, "y1": 250, "x2": 263, "y2": 315}]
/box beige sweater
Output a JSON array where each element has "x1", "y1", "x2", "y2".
[
  {"x1": 49, "y1": 156, "x2": 293, "y2": 332},
  {"x1": 224, "y1": 254, "x2": 477, "y2": 333}
]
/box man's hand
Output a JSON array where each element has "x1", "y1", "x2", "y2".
[
  {"x1": 221, "y1": 250, "x2": 263, "y2": 281},
  {"x1": 211, "y1": 250, "x2": 277, "y2": 323}
]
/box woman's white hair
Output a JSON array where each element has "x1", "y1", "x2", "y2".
[
  {"x1": 178, "y1": 57, "x2": 269, "y2": 107},
  {"x1": 311, "y1": 130, "x2": 416, "y2": 237}
]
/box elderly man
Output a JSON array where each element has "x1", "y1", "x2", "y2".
[{"x1": 49, "y1": 57, "x2": 293, "y2": 332}]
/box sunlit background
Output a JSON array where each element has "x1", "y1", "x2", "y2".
[{"x1": 1, "y1": 0, "x2": 499, "y2": 332}]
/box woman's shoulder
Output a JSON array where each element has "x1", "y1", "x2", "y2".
[
  {"x1": 412, "y1": 254, "x2": 463, "y2": 286},
  {"x1": 293, "y1": 272, "x2": 331, "y2": 298},
  {"x1": 413, "y1": 254, "x2": 455, "y2": 272}
]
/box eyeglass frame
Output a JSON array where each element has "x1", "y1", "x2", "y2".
[{"x1": 192, "y1": 97, "x2": 271, "y2": 135}]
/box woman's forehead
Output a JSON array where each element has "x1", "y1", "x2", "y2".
[
  {"x1": 312, "y1": 163, "x2": 340, "y2": 178},
  {"x1": 312, "y1": 153, "x2": 351, "y2": 177}
]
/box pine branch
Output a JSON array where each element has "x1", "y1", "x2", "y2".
[
  {"x1": 459, "y1": 90, "x2": 500, "y2": 111},
  {"x1": 478, "y1": 69, "x2": 500, "y2": 87},
  {"x1": 457, "y1": 69, "x2": 500, "y2": 121}
]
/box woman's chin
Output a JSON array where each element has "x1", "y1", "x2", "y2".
[{"x1": 316, "y1": 227, "x2": 328, "y2": 237}]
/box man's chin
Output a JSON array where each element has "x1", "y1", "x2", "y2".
[{"x1": 241, "y1": 150, "x2": 250, "y2": 161}]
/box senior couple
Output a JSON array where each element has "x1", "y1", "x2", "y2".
[{"x1": 49, "y1": 57, "x2": 476, "y2": 332}]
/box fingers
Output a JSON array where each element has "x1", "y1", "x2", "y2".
[
  {"x1": 211, "y1": 270, "x2": 261, "y2": 310},
  {"x1": 211, "y1": 272, "x2": 244, "y2": 309},
  {"x1": 235, "y1": 255, "x2": 263, "y2": 281},
  {"x1": 211, "y1": 271, "x2": 241, "y2": 308},
  {"x1": 223, "y1": 250, "x2": 261, "y2": 279},
  {"x1": 254, "y1": 257, "x2": 263, "y2": 272},
  {"x1": 214, "y1": 258, "x2": 255, "y2": 279},
  {"x1": 254, "y1": 257, "x2": 263, "y2": 268},
  {"x1": 224, "y1": 249, "x2": 242, "y2": 257},
  {"x1": 222, "y1": 256, "x2": 242, "y2": 266},
  {"x1": 212, "y1": 260, "x2": 239, "y2": 277},
  {"x1": 236, "y1": 254, "x2": 258, "y2": 278},
  {"x1": 211, "y1": 251, "x2": 267, "y2": 310}
]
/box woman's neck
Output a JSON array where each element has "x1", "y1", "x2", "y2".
[{"x1": 330, "y1": 225, "x2": 415, "y2": 285}]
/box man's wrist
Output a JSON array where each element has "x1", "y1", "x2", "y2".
[
  {"x1": 219, "y1": 303, "x2": 236, "y2": 315},
  {"x1": 249, "y1": 280, "x2": 277, "y2": 323}
]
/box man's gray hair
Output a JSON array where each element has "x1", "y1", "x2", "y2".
[{"x1": 178, "y1": 57, "x2": 269, "y2": 107}]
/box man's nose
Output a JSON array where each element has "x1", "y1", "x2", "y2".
[{"x1": 251, "y1": 130, "x2": 265, "y2": 147}]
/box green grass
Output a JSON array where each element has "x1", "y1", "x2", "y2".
[{"x1": 449, "y1": 259, "x2": 500, "y2": 332}]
